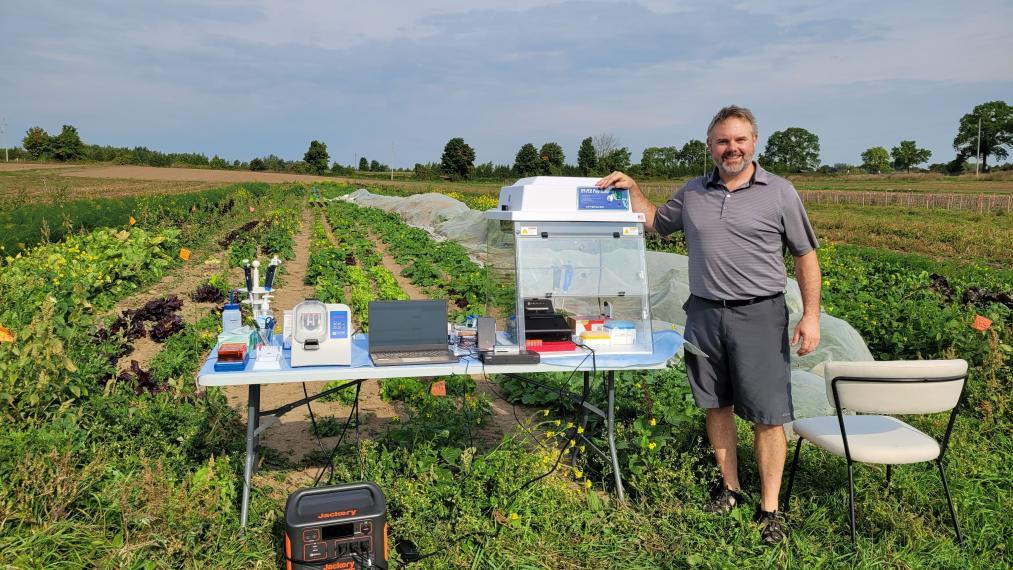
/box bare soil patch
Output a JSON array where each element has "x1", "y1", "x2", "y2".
[
  {"x1": 61, "y1": 165, "x2": 341, "y2": 184},
  {"x1": 0, "y1": 162, "x2": 78, "y2": 172},
  {"x1": 0, "y1": 170, "x2": 218, "y2": 201},
  {"x1": 1, "y1": 164, "x2": 350, "y2": 202}
]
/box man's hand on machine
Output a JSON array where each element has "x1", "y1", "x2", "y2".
[
  {"x1": 791, "y1": 314, "x2": 821, "y2": 356},
  {"x1": 596, "y1": 171, "x2": 640, "y2": 192}
]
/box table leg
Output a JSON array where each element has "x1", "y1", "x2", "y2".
[
  {"x1": 570, "y1": 371, "x2": 591, "y2": 465},
  {"x1": 606, "y1": 371, "x2": 626, "y2": 503},
  {"x1": 240, "y1": 384, "x2": 261, "y2": 529}
]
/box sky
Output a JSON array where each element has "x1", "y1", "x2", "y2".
[{"x1": 2, "y1": 0, "x2": 1012, "y2": 168}]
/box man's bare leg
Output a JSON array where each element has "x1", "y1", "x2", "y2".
[
  {"x1": 706, "y1": 406, "x2": 741, "y2": 492},
  {"x1": 754, "y1": 423, "x2": 787, "y2": 512}
]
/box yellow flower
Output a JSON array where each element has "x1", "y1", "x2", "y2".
[
  {"x1": 584, "y1": 480, "x2": 592, "y2": 489},
  {"x1": 554, "y1": 420, "x2": 561, "y2": 427},
  {"x1": 648, "y1": 442, "x2": 657, "y2": 450},
  {"x1": 573, "y1": 468, "x2": 583, "y2": 479},
  {"x1": 649, "y1": 418, "x2": 657, "y2": 426},
  {"x1": 542, "y1": 409, "x2": 549, "y2": 416},
  {"x1": 566, "y1": 422, "x2": 574, "y2": 429},
  {"x1": 509, "y1": 512, "x2": 520, "y2": 521},
  {"x1": 577, "y1": 427, "x2": 584, "y2": 434},
  {"x1": 579, "y1": 445, "x2": 585, "y2": 453}
]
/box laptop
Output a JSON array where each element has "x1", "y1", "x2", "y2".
[{"x1": 368, "y1": 300, "x2": 459, "y2": 366}]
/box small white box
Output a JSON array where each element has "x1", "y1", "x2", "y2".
[{"x1": 605, "y1": 321, "x2": 637, "y2": 345}]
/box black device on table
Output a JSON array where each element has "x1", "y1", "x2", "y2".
[
  {"x1": 368, "y1": 300, "x2": 459, "y2": 366},
  {"x1": 284, "y1": 482, "x2": 388, "y2": 569},
  {"x1": 523, "y1": 298, "x2": 572, "y2": 342}
]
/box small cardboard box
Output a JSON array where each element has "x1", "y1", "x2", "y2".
[{"x1": 568, "y1": 316, "x2": 606, "y2": 333}]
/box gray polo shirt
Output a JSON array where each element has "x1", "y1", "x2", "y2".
[{"x1": 653, "y1": 162, "x2": 818, "y2": 301}]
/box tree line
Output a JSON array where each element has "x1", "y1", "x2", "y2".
[
  {"x1": 11, "y1": 100, "x2": 1010, "y2": 179},
  {"x1": 421, "y1": 101, "x2": 1011, "y2": 180},
  {"x1": 20, "y1": 125, "x2": 248, "y2": 170}
]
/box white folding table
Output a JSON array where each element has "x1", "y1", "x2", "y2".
[{"x1": 198, "y1": 332, "x2": 683, "y2": 527}]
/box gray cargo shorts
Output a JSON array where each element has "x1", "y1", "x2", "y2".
[{"x1": 682, "y1": 293, "x2": 793, "y2": 425}]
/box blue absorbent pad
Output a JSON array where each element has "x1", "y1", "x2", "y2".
[{"x1": 534, "y1": 329, "x2": 683, "y2": 369}]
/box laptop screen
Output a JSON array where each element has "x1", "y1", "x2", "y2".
[{"x1": 368, "y1": 300, "x2": 449, "y2": 352}]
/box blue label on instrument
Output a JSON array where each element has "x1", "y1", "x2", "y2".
[
  {"x1": 329, "y1": 311, "x2": 348, "y2": 339},
  {"x1": 577, "y1": 186, "x2": 630, "y2": 210}
]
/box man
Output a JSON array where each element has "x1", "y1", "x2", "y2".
[{"x1": 597, "y1": 105, "x2": 821, "y2": 545}]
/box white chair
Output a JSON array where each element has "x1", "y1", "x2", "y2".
[{"x1": 784, "y1": 359, "x2": 967, "y2": 544}]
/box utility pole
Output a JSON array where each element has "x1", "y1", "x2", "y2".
[
  {"x1": 1, "y1": 118, "x2": 7, "y2": 162},
  {"x1": 975, "y1": 116, "x2": 982, "y2": 177},
  {"x1": 390, "y1": 142, "x2": 395, "y2": 181}
]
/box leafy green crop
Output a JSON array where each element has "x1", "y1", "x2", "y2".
[
  {"x1": 0, "y1": 182, "x2": 275, "y2": 254},
  {"x1": 818, "y1": 243, "x2": 1011, "y2": 421}
]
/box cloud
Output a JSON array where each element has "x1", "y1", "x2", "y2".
[{"x1": 2, "y1": 0, "x2": 1010, "y2": 165}]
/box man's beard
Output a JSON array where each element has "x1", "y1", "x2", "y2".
[{"x1": 714, "y1": 150, "x2": 753, "y2": 177}]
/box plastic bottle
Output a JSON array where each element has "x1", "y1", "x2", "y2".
[{"x1": 222, "y1": 292, "x2": 242, "y2": 333}]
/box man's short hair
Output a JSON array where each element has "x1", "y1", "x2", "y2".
[{"x1": 707, "y1": 105, "x2": 758, "y2": 140}]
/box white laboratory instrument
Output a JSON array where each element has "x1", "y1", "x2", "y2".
[{"x1": 289, "y1": 300, "x2": 352, "y2": 367}]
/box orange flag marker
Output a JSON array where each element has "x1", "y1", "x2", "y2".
[
  {"x1": 430, "y1": 380, "x2": 447, "y2": 397},
  {"x1": 179, "y1": 248, "x2": 191, "y2": 261},
  {"x1": 971, "y1": 315, "x2": 992, "y2": 332}
]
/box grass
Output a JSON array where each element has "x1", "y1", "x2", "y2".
[
  {"x1": 2, "y1": 384, "x2": 1006, "y2": 568},
  {"x1": 635, "y1": 171, "x2": 1013, "y2": 199},
  {"x1": 807, "y1": 203, "x2": 1013, "y2": 268}
]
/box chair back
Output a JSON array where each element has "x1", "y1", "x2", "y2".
[{"x1": 824, "y1": 360, "x2": 967, "y2": 415}]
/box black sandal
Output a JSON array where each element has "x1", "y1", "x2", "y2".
[
  {"x1": 703, "y1": 485, "x2": 746, "y2": 513},
  {"x1": 754, "y1": 509, "x2": 788, "y2": 545}
]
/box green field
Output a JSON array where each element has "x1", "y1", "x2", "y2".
[{"x1": 0, "y1": 178, "x2": 1010, "y2": 568}]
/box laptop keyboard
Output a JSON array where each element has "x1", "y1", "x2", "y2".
[{"x1": 381, "y1": 350, "x2": 447, "y2": 359}]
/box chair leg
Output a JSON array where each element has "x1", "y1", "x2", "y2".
[
  {"x1": 936, "y1": 459, "x2": 963, "y2": 545},
  {"x1": 784, "y1": 437, "x2": 803, "y2": 512},
  {"x1": 885, "y1": 464, "x2": 892, "y2": 488},
  {"x1": 847, "y1": 461, "x2": 857, "y2": 544}
]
